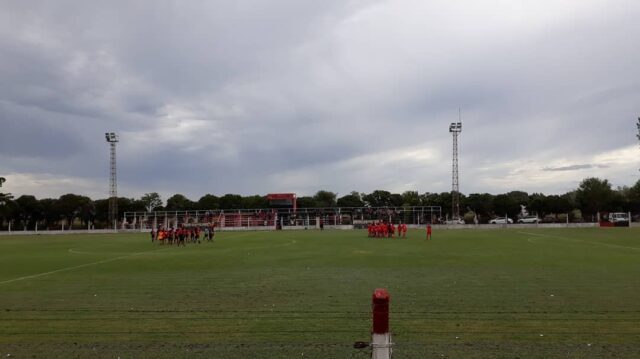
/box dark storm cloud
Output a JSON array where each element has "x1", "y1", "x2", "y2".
[{"x1": 1, "y1": 0, "x2": 639, "y2": 199}]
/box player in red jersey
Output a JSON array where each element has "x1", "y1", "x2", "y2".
[
  {"x1": 426, "y1": 224, "x2": 432, "y2": 240},
  {"x1": 402, "y1": 223, "x2": 407, "y2": 238}
]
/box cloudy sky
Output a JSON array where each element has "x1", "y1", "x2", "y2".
[{"x1": 1, "y1": 0, "x2": 639, "y2": 201}]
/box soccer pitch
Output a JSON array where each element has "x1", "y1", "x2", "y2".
[{"x1": 1, "y1": 228, "x2": 640, "y2": 358}]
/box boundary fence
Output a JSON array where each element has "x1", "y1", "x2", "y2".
[{"x1": 122, "y1": 206, "x2": 443, "y2": 230}]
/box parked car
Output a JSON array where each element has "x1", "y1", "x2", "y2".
[
  {"x1": 517, "y1": 216, "x2": 540, "y2": 224},
  {"x1": 609, "y1": 212, "x2": 629, "y2": 224},
  {"x1": 489, "y1": 217, "x2": 513, "y2": 224}
]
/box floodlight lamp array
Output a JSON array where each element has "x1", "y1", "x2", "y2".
[
  {"x1": 449, "y1": 122, "x2": 462, "y2": 133},
  {"x1": 105, "y1": 132, "x2": 119, "y2": 142}
]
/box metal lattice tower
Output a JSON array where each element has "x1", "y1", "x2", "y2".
[
  {"x1": 449, "y1": 115, "x2": 462, "y2": 220},
  {"x1": 105, "y1": 132, "x2": 119, "y2": 228}
]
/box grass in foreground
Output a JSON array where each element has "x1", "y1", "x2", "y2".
[{"x1": 1, "y1": 227, "x2": 640, "y2": 358}]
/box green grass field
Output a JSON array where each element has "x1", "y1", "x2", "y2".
[{"x1": 1, "y1": 228, "x2": 640, "y2": 358}]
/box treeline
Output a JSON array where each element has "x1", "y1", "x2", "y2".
[{"x1": 0, "y1": 177, "x2": 639, "y2": 230}]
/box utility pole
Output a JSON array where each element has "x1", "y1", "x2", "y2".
[
  {"x1": 449, "y1": 112, "x2": 462, "y2": 221},
  {"x1": 105, "y1": 132, "x2": 119, "y2": 229}
]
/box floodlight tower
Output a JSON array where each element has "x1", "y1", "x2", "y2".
[
  {"x1": 449, "y1": 114, "x2": 462, "y2": 221},
  {"x1": 105, "y1": 132, "x2": 119, "y2": 229}
]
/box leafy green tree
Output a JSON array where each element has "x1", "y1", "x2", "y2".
[
  {"x1": 313, "y1": 190, "x2": 337, "y2": 208},
  {"x1": 627, "y1": 179, "x2": 640, "y2": 212},
  {"x1": 15, "y1": 195, "x2": 43, "y2": 230},
  {"x1": 296, "y1": 196, "x2": 316, "y2": 208},
  {"x1": 197, "y1": 194, "x2": 219, "y2": 210},
  {"x1": 166, "y1": 194, "x2": 195, "y2": 211},
  {"x1": 242, "y1": 195, "x2": 269, "y2": 209},
  {"x1": 575, "y1": 177, "x2": 613, "y2": 217},
  {"x1": 141, "y1": 192, "x2": 163, "y2": 212},
  {"x1": 507, "y1": 191, "x2": 529, "y2": 209},
  {"x1": 492, "y1": 194, "x2": 520, "y2": 218},
  {"x1": 337, "y1": 191, "x2": 364, "y2": 207},
  {"x1": 545, "y1": 195, "x2": 572, "y2": 217},
  {"x1": 0, "y1": 194, "x2": 18, "y2": 230},
  {"x1": 55, "y1": 194, "x2": 92, "y2": 229},
  {"x1": 219, "y1": 194, "x2": 243, "y2": 209},
  {"x1": 400, "y1": 191, "x2": 420, "y2": 206},
  {"x1": 422, "y1": 192, "x2": 452, "y2": 217},
  {"x1": 465, "y1": 193, "x2": 494, "y2": 218},
  {"x1": 363, "y1": 190, "x2": 392, "y2": 207},
  {"x1": 389, "y1": 193, "x2": 404, "y2": 207},
  {"x1": 528, "y1": 193, "x2": 546, "y2": 216},
  {"x1": 94, "y1": 199, "x2": 109, "y2": 224}
]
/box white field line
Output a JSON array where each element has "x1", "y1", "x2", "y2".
[
  {"x1": 68, "y1": 248, "x2": 133, "y2": 255},
  {"x1": 517, "y1": 231, "x2": 640, "y2": 251},
  {"x1": 0, "y1": 248, "x2": 167, "y2": 286}
]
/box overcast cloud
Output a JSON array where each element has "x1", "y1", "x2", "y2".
[{"x1": 1, "y1": 0, "x2": 639, "y2": 201}]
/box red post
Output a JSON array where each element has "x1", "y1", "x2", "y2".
[
  {"x1": 372, "y1": 288, "x2": 390, "y2": 334},
  {"x1": 371, "y1": 288, "x2": 392, "y2": 358}
]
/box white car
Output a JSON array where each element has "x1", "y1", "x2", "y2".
[
  {"x1": 609, "y1": 212, "x2": 629, "y2": 224},
  {"x1": 489, "y1": 217, "x2": 513, "y2": 224},
  {"x1": 517, "y1": 216, "x2": 540, "y2": 224}
]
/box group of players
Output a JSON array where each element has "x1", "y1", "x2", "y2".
[
  {"x1": 151, "y1": 225, "x2": 216, "y2": 246},
  {"x1": 367, "y1": 222, "x2": 433, "y2": 240},
  {"x1": 367, "y1": 222, "x2": 408, "y2": 238}
]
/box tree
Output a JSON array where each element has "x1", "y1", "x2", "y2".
[
  {"x1": 421, "y1": 192, "x2": 452, "y2": 218},
  {"x1": 492, "y1": 194, "x2": 520, "y2": 218},
  {"x1": 0, "y1": 194, "x2": 18, "y2": 230},
  {"x1": 337, "y1": 191, "x2": 364, "y2": 207},
  {"x1": 296, "y1": 196, "x2": 316, "y2": 208},
  {"x1": 575, "y1": 177, "x2": 613, "y2": 218},
  {"x1": 628, "y1": 179, "x2": 640, "y2": 212},
  {"x1": 362, "y1": 190, "x2": 392, "y2": 207},
  {"x1": 400, "y1": 191, "x2": 421, "y2": 206},
  {"x1": 197, "y1": 194, "x2": 220, "y2": 210},
  {"x1": 219, "y1": 194, "x2": 243, "y2": 209},
  {"x1": 545, "y1": 195, "x2": 572, "y2": 217},
  {"x1": 15, "y1": 195, "x2": 43, "y2": 230},
  {"x1": 389, "y1": 193, "x2": 404, "y2": 207},
  {"x1": 528, "y1": 193, "x2": 546, "y2": 216},
  {"x1": 242, "y1": 195, "x2": 269, "y2": 209},
  {"x1": 141, "y1": 192, "x2": 163, "y2": 212},
  {"x1": 166, "y1": 194, "x2": 195, "y2": 211},
  {"x1": 465, "y1": 193, "x2": 494, "y2": 218},
  {"x1": 55, "y1": 194, "x2": 93, "y2": 229},
  {"x1": 313, "y1": 190, "x2": 337, "y2": 208}
]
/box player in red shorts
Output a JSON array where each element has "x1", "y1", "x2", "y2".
[
  {"x1": 402, "y1": 223, "x2": 407, "y2": 238},
  {"x1": 426, "y1": 224, "x2": 432, "y2": 240}
]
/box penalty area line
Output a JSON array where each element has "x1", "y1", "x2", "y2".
[{"x1": 0, "y1": 248, "x2": 167, "y2": 286}]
